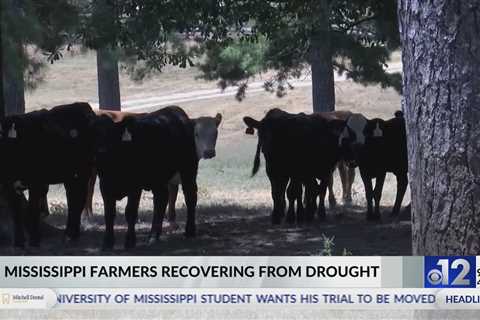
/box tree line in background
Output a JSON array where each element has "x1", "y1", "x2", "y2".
[
  {"x1": 0, "y1": 0, "x2": 400, "y2": 114},
  {"x1": 0, "y1": 0, "x2": 478, "y2": 255}
]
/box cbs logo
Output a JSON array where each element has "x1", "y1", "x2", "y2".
[{"x1": 425, "y1": 257, "x2": 475, "y2": 288}]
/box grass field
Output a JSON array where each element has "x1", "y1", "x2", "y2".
[{"x1": 1, "y1": 50, "x2": 411, "y2": 255}]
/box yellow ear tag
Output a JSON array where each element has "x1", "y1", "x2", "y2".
[
  {"x1": 70, "y1": 129, "x2": 78, "y2": 138},
  {"x1": 8, "y1": 124, "x2": 17, "y2": 139},
  {"x1": 122, "y1": 128, "x2": 132, "y2": 142}
]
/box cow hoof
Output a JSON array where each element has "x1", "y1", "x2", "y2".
[
  {"x1": 390, "y1": 210, "x2": 400, "y2": 217},
  {"x1": 147, "y1": 236, "x2": 158, "y2": 246},
  {"x1": 124, "y1": 235, "x2": 136, "y2": 250},
  {"x1": 317, "y1": 214, "x2": 326, "y2": 222},
  {"x1": 65, "y1": 230, "x2": 80, "y2": 242},
  {"x1": 184, "y1": 230, "x2": 196, "y2": 238},
  {"x1": 343, "y1": 198, "x2": 353, "y2": 207},
  {"x1": 271, "y1": 215, "x2": 282, "y2": 225},
  {"x1": 328, "y1": 197, "x2": 337, "y2": 209},
  {"x1": 367, "y1": 214, "x2": 381, "y2": 222},
  {"x1": 285, "y1": 215, "x2": 296, "y2": 225},
  {"x1": 124, "y1": 241, "x2": 136, "y2": 250},
  {"x1": 102, "y1": 237, "x2": 115, "y2": 251},
  {"x1": 29, "y1": 240, "x2": 40, "y2": 248},
  {"x1": 305, "y1": 215, "x2": 314, "y2": 223},
  {"x1": 64, "y1": 232, "x2": 80, "y2": 244},
  {"x1": 14, "y1": 242, "x2": 25, "y2": 250},
  {"x1": 165, "y1": 222, "x2": 180, "y2": 233}
]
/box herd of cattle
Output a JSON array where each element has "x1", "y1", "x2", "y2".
[
  {"x1": 244, "y1": 109, "x2": 408, "y2": 225},
  {"x1": 0, "y1": 102, "x2": 408, "y2": 250}
]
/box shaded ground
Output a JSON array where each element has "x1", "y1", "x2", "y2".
[{"x1": 0, "y1": 202, "x2": 411, "y2": 256}]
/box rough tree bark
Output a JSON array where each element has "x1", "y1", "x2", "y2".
[
  {"x1": 310, "y1": 0, "x2": 335, "y2": 113},
  {"x1": 0, "y1": 10, "x2": 4, "y2": 119},
  {"x1": 310, "y1": 40, "x2": 335, "y2": 113},
  {"x1": 3, "y1": 61, "x2": 25, "y2": 115},
  {"x1": 96, "y1": 48, "x2": 121, "y2": 110},
  {"x1": 398, "y1": 0, "x2": 480, "y2": 254},
  {"x1": 1, "y1": 0, "x2": 24, "y2": 116}
]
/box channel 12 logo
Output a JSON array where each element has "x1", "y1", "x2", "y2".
[{"x1": 424, "y1": 256, "x2": 476, "y2": 288}]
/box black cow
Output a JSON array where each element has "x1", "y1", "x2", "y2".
[
  {"x1": 339, "y1": 111, "x2": 408, "y2": 220},
  {"x1": 0, "y1": 102, "x2": 96, "y2": 247},
  {"x1": 243, "y1": 108, "x2": 346, "y2": 224},
  {"x1": 93, "y1": 106, "x2": 198, "y2": 250}
]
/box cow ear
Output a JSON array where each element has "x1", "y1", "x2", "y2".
[
  {"x1": 328, "y1": 120, "x2": 346, "y2": 137},
  {"x1": 215, "y1": 113, "x2": 222, "y2": 127},
  {"x1": 338, "y1": 126, "x2": 350, "y2": 146},
  {"x1": 122, "y1": 127, "x2": 132, "y2": 142},
  {"x1": 243, "y1": 116, "x2": 260, "y2": 135},
  {"x1": 8, "y1": 123, "x2": 17, "y2": 139}
]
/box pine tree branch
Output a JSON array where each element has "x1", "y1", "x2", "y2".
[{"x1": 344, "y1": 14, "x2": 379, "y2": 32}]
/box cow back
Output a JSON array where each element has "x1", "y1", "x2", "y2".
[
  {"x1": 94, "y1": 105, "x2": 197, "y2": 196},
  {"x1": 0, "y1": 102, "x2": 96, "y2": 185},
  {"x1": 257, "y1": 109, "x2": 344, "y2": 180}
]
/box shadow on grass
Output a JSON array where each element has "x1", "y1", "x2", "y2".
[{"x1": 0, "y1": 203, "x2": 411, "y2": 256}]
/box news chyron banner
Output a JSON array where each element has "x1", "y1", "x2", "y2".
[{"x1": 0, "y1": 256, "x2": 479, "y2": 310}]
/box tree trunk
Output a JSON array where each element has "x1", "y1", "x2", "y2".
[
  {"x1": 96, "y1": 48, "x2": 121, "y2": 110},
  {"x1": 310, "y1": 40, "x2": 335, "y2": 113},
  {"x1": 1, "y1": 0, "x2": 25, "y2": 116},
  {"x1": 3, "y1": 65, "x2": 25, "y2": 116},
  {"x1": 310, "y1": 0, "x2": 335, "y2": 113},
  {"x1": 0, "y1": 11, "x2": 4, "y2": 120},
  {"x1": 398, "y1": 1, "x2": 480, "y2": 255}
]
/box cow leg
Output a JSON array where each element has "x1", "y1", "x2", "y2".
[
  {"x1": 166, "y1": 183, "x2": 179, "y2": 231},
  {"x1": 391, "y1": 174, "x2": 408, "y2": 216},
  {"x1": 65, "y1": 178, "x2": 88, "y2": 242},
  {"x1": 316, "y1": 179, "x2": 329, "y2": 221},
  {"x1": 8, "y1": 187, "x2": 26, "y2": 248},
  {"x1": 82, "y1": 167, "x2": 97, "y2": 220},
  {"x1": 360, "y1": 171, "x2": 376, "y2": 220},
  {"x1": 296, "y1": 181, "x2": 305, "y2": 223},
  {"x1": 373, "y1": 172, "x2": 386, "y2": 218},
  {"x1": 125, "y1": 190, "x2": 141, "y2": 249},
  {"x1": 39, "y1": 191, "x2": 50, "y2": 219},
  {"x1": 338, "y1": 161, "x2": 353, "y2": 205},
  {"x1": 102, "y1": 196, "x2": 116, "y2": 250},
  {"x1": 269, "y1": 176, "x2": 288, "y2": 225},
  {"x1": 327, "y1": 171, "x2": 337, "y2": 209},
  {"x1": 26, "y1": 186, "x2": 46, "y2": 247},
  {"x1": 150, "y1": 185, "x2": 169, "y2": 242},
  {"x1": 304, "y1": 179, "x2": 318, "y2": 222},
  {"x1": 286, "y1": 179, "x2": 299, "y2": 224},
  {"x1": 181, "y1": 172, "x2": 198, "y2": 238},
  {"x1": 346, "y1": 166, "x2": 356, "y2": 203}
]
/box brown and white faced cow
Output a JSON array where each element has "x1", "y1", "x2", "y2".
[
  {"x1": 165, "y1": 113, "x2": 222, "y2": 231},
  {"x1": 339, "y1": 111, "x2": 408, "y2": 220},
  {"x1": 80, "y1": 111, "x2": 222, "y2": 230}
]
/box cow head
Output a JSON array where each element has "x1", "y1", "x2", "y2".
[
  {"x1": 243, "y1": 116, "x2": 261, "y2": 135},
  {"x1": 91, "y1": 115, "x2": 118, "y2": 155},
  {"x1": 339, "y1": 113, "x2": 385, "y2": 167},
  {"x1": 193, "y1": 113, "x2": 222, "y2": 159}
]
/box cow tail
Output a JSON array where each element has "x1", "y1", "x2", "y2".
[{"x1": 252, "y1": 138, "x2": 262, "y2": 177}]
